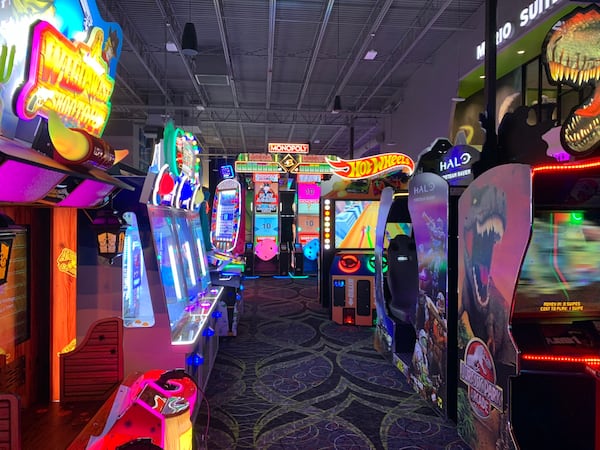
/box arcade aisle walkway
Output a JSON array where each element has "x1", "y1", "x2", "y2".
[{"x1": 194, "y1": 277, "x2": 470, "y2": 450}]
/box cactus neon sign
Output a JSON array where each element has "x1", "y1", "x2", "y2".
[{"x1": 16, "y1": 21, "x2": 114, "y2": 136}]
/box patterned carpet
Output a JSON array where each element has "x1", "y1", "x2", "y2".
[{"x1": 195, "y1": 277, "x2": 470, "y2": 450}]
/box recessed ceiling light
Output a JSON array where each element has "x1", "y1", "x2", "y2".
[
  {"x1": 166, "y1": 41, "x2": 178, "y2": 52},
  {"x1": 479, "y1": 75, "x2": 486, "y2": 79},
  {"x1": 452, "y1": 97, "x2": 466, "y2": 102},
  {"x1": 363, "y1": 49, "x2": 378, "y2": 60},
  {"x1": 517, "y1": 50, "x2": 525, "y2": 55}
]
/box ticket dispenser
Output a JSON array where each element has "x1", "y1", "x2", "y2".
[{"x1": 331, "y1": 252, "x2": 377, "y2": 326}]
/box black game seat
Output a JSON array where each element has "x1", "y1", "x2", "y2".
[{"x1": 386, "y1": 234, "x2": 419, "y2": 325}]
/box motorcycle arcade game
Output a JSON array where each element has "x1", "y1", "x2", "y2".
[{"x1": 509, "y1": 161, "x2": 600, "y2": 450}]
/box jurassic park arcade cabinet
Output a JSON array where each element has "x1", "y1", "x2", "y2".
[
  {"x1": 321, "y1": 153, "x2": 414, "y2": 326},
  {"x1": 0, "y1": 0, "x2": 136, "y2": 410}
]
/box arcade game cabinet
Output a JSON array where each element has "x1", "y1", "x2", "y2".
[
  {"x1": 84, "y1": 369, "x2": 198, "y2": 450},
  {"x1": 293, "y1": 174, "x2": 322, "y2": 276},
  {"x1": 210, "y1": 165, "x2": 243, "y2": 255},
  {"x1": 375, "y1": 171, "x2": 459, "y2": 420},
  {"x1": 456, "y1": 164, "x2": 531, "y2": 450},
  {"x1": 321, "y1": 153, "x2": 415, "y2": 323},
  {"x1": 510, "y1": 162, "x2": 600, "y2": 450},
  {"x1": 210, "y1": 164, "x2": 245, "y2": 336},
  {"x1": 373, "y1": 187, "x2": 416, "y2": 356},
  {"x1": 250, "y1": 173, "x2": 280, "y2": 275},
  {"x1": 325, "y1": 192, "x2": 381, "y2": 326},
  {"x1": 77, "y1": 126, "x2": 224, "y2": 397}
]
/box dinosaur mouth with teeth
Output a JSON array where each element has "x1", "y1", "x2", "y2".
[
  {"x1": 465, "y1": 215, "x2": 505, "y2": 308},
  {"x1": 464, "y1": 185, "x2": 506, "y2": 309},
  {"x1": 544, "y1": 6, "x2": 600, "y2": 156}
]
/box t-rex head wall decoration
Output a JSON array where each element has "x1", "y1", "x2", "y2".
[{"x1": 543, "y1": 5, "x2": 600, "y2": 157}]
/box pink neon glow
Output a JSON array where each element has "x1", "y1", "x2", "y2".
[
  {"x1": 297, "y1": 183, "x2": 321, "y2": 201},
  {"x1": 58, "y1": 179, "x2": 114, "y2": 207},
  {"x1": 15, "y1": 21, "x2": 52, "y2": 121},
  {"x1": 0, "y1": 159, "x2": 65, "y2": 202}
]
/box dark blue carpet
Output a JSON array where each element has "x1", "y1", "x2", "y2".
[{"x1": 195, "y1": 277, "x2": 470, "y2": 450}]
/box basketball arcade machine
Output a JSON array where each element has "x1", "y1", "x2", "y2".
[{"x1": 321, "y1": 153, "x2": 414, "y2": 325}]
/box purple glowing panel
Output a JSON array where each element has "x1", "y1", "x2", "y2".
[
  {"x1": 58, "y1": 179, "x2": 114, "y2": 207},
  {"x1": 0, "y1": 160, "x2": 64, "y2": 202}
]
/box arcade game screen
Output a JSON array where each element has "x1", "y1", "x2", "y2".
[
  {"x1": 334, "y1": 200, "x2": 380, "y2": 249},
  {"x1": 172, "y1": 210, "x2": 203, "y2": 299},
  {"x1": 513, "y1": 210, "x2": 600, "y2": 319},
  {"x1": 122, "y1": 212, "x2": 154, "y2": 328},
  {"x1": 190, "y1": 214, "x2": 211, "y2": 292},
  {"x1": 147, "y1": 205, "x2": 195, "y2": 329},
  {"x1": 384, "y1": 222, "x2": 412, "y2": 248},
  {"x1": 214, "y1": 188, "x2": 238, "y2": 242}
]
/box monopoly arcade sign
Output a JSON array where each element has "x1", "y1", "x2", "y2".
[
  {"x1": 0, "y1": 0, "x2": 122, "y2": 138},
  {"x1": 326, "y1": 153, "x2": 415, "y2": 179}
]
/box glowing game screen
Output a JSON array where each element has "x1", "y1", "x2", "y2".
[
  {"x1": 297, "y1": 183, "x2": 320, "y2": 215},
  {"x1": 172, "y1": 210, "x2": 202, "y2": 299},
  {"x1": 122, "y1": 212, "x2": 154, "y2": 328},
  {"x1": 384, "y1": 222, "x2": 412, "y2": 248},
  {"x1": 147, "y1": 205, "x2": 191, "y2": 329},
  {"x1": 254, "y1": 214, "x2": 279, "y2": 242},
  {"x1": 334, "y1": 200, "x2": 380, "y2": 249},
  {"x1": 214, "y1": 188, "x2": 238, "y2": 242},
  {"x1": 190, "y1": 214, "x2": 210, "y2": 292},
  {"x1": 513, "y1": 211, "x2": 600, "y2": 319}
]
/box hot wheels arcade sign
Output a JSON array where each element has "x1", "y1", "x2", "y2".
[{"x1": 326, "y1": 153, "x2": 415, "y2": 180}]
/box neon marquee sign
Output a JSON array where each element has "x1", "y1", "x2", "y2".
[
  {"x1": 16, "y1": 21, "x2": 114, "y2": 136},
  {"x1": 326, "y1": 153, "x2": 415, "y2": 179}
]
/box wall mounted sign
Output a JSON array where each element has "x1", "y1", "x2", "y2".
[
  {"x1": 326, "y1": 153, "x2": 415, "y2": 179},
  {"x1": 268, "y1": 143, "x2": 310, "y2": 154},
  {"x1": 0, "y1": 0, "x2": 122, "y2": 138},
  {"x1": 475, "y1": 0, "x2": 565, "y2": 60}
]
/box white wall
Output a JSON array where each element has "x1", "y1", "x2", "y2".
[
  {"x1": 386, "y1": 3, "x2": 486, "y2": 161},
  {"x1": 388, "y1": 0, "x2": 568, "y2": 160}
]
